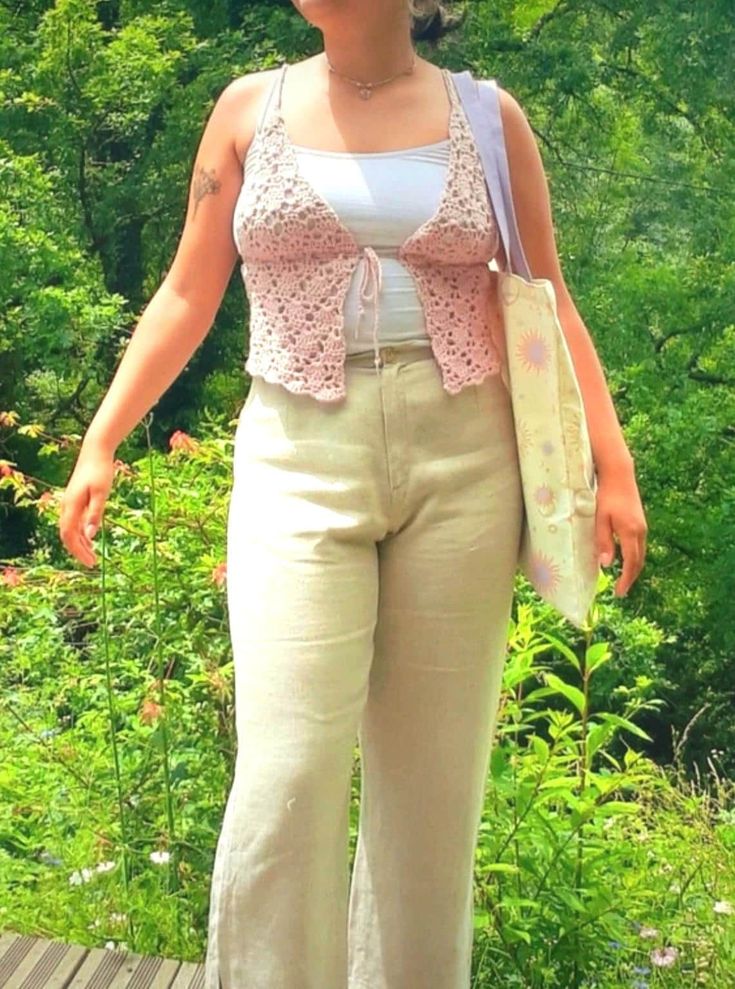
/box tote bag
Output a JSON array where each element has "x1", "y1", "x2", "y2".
[{"x1": 452, "y1": 70, "x2": 601, "y2": 629}]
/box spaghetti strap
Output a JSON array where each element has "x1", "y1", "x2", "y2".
[
  {"x1": 274, "y1": 61, "x2": 287, "y2": 112},
  {"x1": 256, "y1": 62, "x2": 288, "y2": 134},
  {"x1": 440, "y1": 66, "x2": 457, "y2": 107}
]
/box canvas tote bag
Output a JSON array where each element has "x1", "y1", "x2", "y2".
[{"x1": 452, "y1": 70, "x2": 601, "y2": 629}]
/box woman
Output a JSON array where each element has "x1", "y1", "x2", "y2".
[{"x1": 59, "y1": 1, "x2": 648, "y2": 986}]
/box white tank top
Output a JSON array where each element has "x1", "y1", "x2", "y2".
[{"x1": 289, "y1": 139, "x2": 451, "y2": 354}]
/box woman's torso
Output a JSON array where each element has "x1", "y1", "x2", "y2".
[{"x1": 230, "y1": 57, "x2": 479, "y2": 353}]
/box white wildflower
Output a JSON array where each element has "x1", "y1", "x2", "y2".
[
  {"x1": 39, "y1": 850, "x2": 62, "y2": 867},
  {"x1": 69, "y1": 867, "x2": 94, "y2": 885}
]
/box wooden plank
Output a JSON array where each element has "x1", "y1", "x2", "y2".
[
  {"x1": 143, "y1": 957, "x2": 182, "y2": 989},
  {"x1": 66, "y1": 946, "x2": 139, "y2": 987},
  {"x1": 104, "y1": 952, "x2": 186, "y2": 988},
  {"x1": 106, "y1": 951, "x2": 174, "y2": 988},
  {"x1": 168, "y1": 961, "x2": 205, "y2": 989},
  {"x1": 0, "y1": 934, "x2": 78, "y2": 989},
  {"x1": 0, "y1": 931, "x2": 22, "y2": 959},
  {"x1": 65, "y1": 947, "x2": 205, "y2": 989},
  {"x1": 0, "y1": 933, "x2": 204, "y2": 989},
  {"x1": 0, "y1": 934, "x2": 37, "y2": 987},
  {"x1": 1, "y1": 934, "x2": 87, "y2": 989},
  {"x1": 35, "y1": 941, "x2": 88, "y2": 989}
]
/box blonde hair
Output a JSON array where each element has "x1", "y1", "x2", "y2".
[{"x1": 407, "y1": 0, "x2": 466, "y2": 43}]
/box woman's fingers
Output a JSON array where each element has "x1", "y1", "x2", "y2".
[
  {"x1": 60, "y1": 484, "x2": 96, "y2": 567},
  {"x1": 83, "y1": 489, "x2": 107, "y2": 559},
  {"x1": 614, "y1": 522, "x2": 647, "y2": 597}
]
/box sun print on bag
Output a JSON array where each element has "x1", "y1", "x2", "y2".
[
  {"x1": 515, "y1": 329, "x2": 551, "y2": 373},
  {"x1": 534, "y1": 483, "x2": 556, "y2": 515},
  {"x1": 529, "y1": 550, "x2": 563, "y2": 597}
]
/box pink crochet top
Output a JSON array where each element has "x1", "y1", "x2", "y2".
[{"x1": 233, "y1": 62, "x2": 504, "y2": 403}]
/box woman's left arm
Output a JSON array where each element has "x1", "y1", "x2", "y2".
[{"x1": 498, "y1": 88, "x2": 648, "y2": 598}]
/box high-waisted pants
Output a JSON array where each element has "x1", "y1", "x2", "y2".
[{"x1": 203, "y1": 342, "x2": 524, "y2": 989}]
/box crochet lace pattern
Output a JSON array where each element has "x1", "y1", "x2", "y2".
[{"x1": 233, "y1": 63, "x2": 503, "y2": 402}]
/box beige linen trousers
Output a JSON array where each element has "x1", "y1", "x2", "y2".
[{"x1": 204, "y1": 342, "x2": 523, "y2": 989}]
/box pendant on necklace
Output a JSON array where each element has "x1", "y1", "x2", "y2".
[{"x1": 359, "y1": 87, "x2": 372, "y2": 100}]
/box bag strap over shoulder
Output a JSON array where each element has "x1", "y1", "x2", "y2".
[{"x1": 451, "y1": 70, "x2": 532, "y2": 280}]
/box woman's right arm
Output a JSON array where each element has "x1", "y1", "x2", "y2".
[{"x1": 59, "y1": 72, "x2": 267, "y2": 567}]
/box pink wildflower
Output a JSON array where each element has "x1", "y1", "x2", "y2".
[
  {"x1": 113, "y1": 459, "x2": 133, "y2": 478},
  {"x1": 650, "y1": 946, "x2": 679, "y2": 968},
  {"x1": 211, "y1": 561, "x2": 227, "y2": 588},
  {"x1": 2, "y1": 566, "x2": 23, "y2": 587},
  {"x1": 37, "y1": 490, "x2": 55, "y2": 512},
  {"x1": 139, "y1": 698, "x2": 163, "y2": 725},
  {"x1": 169, "y1": 430, "x2": 199, "y2": 453}
]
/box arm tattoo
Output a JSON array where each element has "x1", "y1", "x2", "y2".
[{"x1": 192, "y1": 165, "x2": 221, "y2": 219}]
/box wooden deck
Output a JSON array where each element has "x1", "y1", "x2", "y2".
[{"x1": 0, "y1": 932, "x2": 204, "y2": 988}]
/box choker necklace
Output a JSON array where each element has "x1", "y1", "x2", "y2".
[{"x1": 324, "y1": 51, "x2": 418, "y2": 100}]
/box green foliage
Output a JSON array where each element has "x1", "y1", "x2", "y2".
[
  {"x1": 471, "y1": 607, "x2": 735, "y2": 985},
  {"x1": 0, "y1": 416, "x2": 236, "y2": 954},
  {"x1": 0, "y1": 143, "x2": 131, "y2": 501}
]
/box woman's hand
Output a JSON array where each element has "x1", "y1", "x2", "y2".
[
  {"x1": 595, "y1": 460, "x2": 648, "y2": 597},
  {"x1": 59, "y1": 444, "x2": 115, "y2": 568}
]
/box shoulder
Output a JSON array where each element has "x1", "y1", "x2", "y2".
[
  {"x1": 209, "y1": 68, "x2": 283, "y2": 166},
  {"x1": 493, "y1": 84, "x2": 536, "y2": 154},
  {"x1": 490, "y1": 83, "x2": 546, "y2": 185},
  {"x1": 219, "y1": 66, "x2": 281, "y2": 106}
]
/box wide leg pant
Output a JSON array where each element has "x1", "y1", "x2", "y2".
[{"x1": 204, "y1": 343, "x2": 524, "y2": 989}]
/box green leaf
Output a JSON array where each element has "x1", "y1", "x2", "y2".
[
  {"x1": 531, "y1": 734, "x2": 550, "y2": 762},
  {"x1": 586, "y1": 721, "x2": 615, "y2": 759},
  {"x1": 541, "y1": 631, "x2": 581, "y2": 672},
  {"x1": 585, "y1": 641, "x2": 612, "y2": 674},
  {"x1": 596, "y1": 800, "x2": 640, "y2": 817},
  {"x1": 504, "y1": 925, "x2": 533, "y2": 945},
  {"x1": 489, "y1": 745, "x2": 507, "y2": 781},
  {"x1": 599, "y1": 712, "x2": 652, "y2": 742},
  {"x1": 556, "y1": 889, "x2": 589, "y2": 914},
  {"x1": 543, "y1": 672, "x2": 586, "y2": 715},
  {"x1": 539, "y1": 775, "x2": 579, "y2": 791}
]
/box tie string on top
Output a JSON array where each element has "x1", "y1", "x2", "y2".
[{"x1": 356, "y1": 246, "x2": 383, "y2": 375}]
